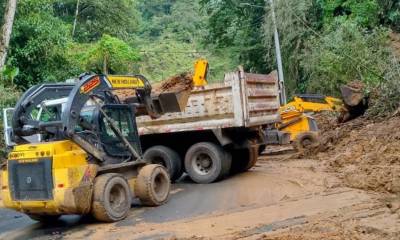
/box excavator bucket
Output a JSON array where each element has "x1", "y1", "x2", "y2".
[
  {"x1": 340, "y1": 81, "x2": 365, "y2": 107},
  {"x1": 338, "y1": 81, "x2": 368, "y2": 123}
]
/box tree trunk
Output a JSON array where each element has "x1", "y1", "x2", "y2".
[
  {"x1": 103, "y1": 54, "x2": 108, "y2": 74},
  {"x1": 72, "y1": 0, "x2": 80, "y2": 38},
  {"x1": 0, "y1": 0, "x2": 17, "y2": 69}
]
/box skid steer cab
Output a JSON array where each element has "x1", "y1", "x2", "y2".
[{"x1": 0, "y1": 74, "x2": 187, "y2": 223}]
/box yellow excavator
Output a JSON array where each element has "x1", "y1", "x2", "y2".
[
  {"x1": 277, "y1": 94, "x2": 343, "y2": 150},
  {"x1": 278, "y1": 84, "x2": 368, "y2": 150}
]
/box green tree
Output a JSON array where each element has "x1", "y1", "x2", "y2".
[
  {"x1": 200, "y1": 0, "x2": 268, "y2": 73},
  {"x1": 301, "y1": 22, "x2": 390, "y2": 95},
  {"x1": 54, "y1": 0, "x2": 140, "y2": 42},
  {"x1": 321, "y1": 0, "x2": 380, "y2": 28},
  {"x1": 378, "y1": 0, "x2": 400, "y2": 32},
  {"x1": 263, "y1": 0, "x2": 322, "y2": 95},
  {"x1": 69, "y1": 34, "x2": 140, "y2": 74},
  {"x1": 135, "y1": 0, "x2": 236, "y2": 82},
  {"x1": 9, "y1": 0, "x2": 73, "y2": 88}
]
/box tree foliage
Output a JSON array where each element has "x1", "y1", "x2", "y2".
[
  {"x1": 301, "y1": 22, "x2": 391, "y2": 95},
  {"x1": 69, "y1": 34, "x2": 140, "y2": 74},
  {"x1": 0, "y1": 0, "x2": 398, "y2": 113},
  {"x1": 200, "y1": 0, "x2": 268, "y2": 73},
  {"x1": 260, "y1": 0, "x2": 400, "y2": 98},
  {"x1": 10, "y1": 0, "x2": 72, "y2": 88},
  {"x1": 54, "y1": 0, "x2": 140, "y2": 42}
]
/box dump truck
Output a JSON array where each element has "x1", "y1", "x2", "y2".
[{"x1": 137, "y1": 67, "x2": 280, "y2": 183}]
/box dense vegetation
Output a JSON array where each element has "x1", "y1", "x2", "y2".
[{"x1": 0, "y1": 0, "x2": 399, "y2": 112}]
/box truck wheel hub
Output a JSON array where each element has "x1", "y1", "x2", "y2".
[{"x1": 193, "y1": 153, "x2": 212, "y2": 174}]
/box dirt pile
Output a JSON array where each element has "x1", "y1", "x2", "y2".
[
  {"x1": 312, "y1": 116, "x2": 400, "y2": 194},
  {"x1": 313, "y1": 112, "x2": 340, "y2": 133},
  {"x1": 152, "y1": 72, "x2": 193, "y2": 94},
  {"x1": 113, "y1": 72, "x2": 193, "y2": 102}
]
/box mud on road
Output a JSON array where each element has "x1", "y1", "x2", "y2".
[{"x1": 1, "y1": 150, "x2": 399, "y2": 240}]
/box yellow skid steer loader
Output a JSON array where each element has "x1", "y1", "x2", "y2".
[{"x1": 1, "y1": 74, "x2": 189, "y2": 222}]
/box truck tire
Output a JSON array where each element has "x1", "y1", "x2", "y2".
[
  {"x1": 143, "y1": 146, "x2": 182, "y2": 182},
  {"x1": 28, "y1": 214, "x2": 61, "y2": 223},
  {"x1": 184, "y1": 142, "x2": 232, "y2": 184},
  {"x1": 230, "y1": 146, "x2": 259, "y2": 174},
  {"x1": 135, "y1": 164, "x2": 171, "y2": 206},
  {"x1": 91, "y1": 173, "x2": 132, "y2": 222}
]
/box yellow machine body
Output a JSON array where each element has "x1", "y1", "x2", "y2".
[
  {"x1": 1, "y1": 141, "x2": 97, "y2": 215},
  {"x1": 193, "y1": 59, "x2": 209, "y2": 87},
  {"x1": 278, "y1": 95, "x2": 342, "y2": 142},
  {"x1": 106, "y1": 75, "x2": 145, "y2": 89},
  {"x1": 278, "y1": 109, "x2": 317, "y2": 141},
  {"x1": 1, "y1": 141, "x2": 99, "y2": 215}
]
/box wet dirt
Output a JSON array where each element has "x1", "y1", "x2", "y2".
[
  {"x1": 114, "y1": 72, "x2": 194, "y2": 103},
  {"x1": 152, "y1": 72, "x2": 193, "y2": 94},
  {"x1": 1, "y1": 155, "x2": 398, "y2": 240},
  {"x1": 303, "y1": 115, "x2": 400, "y2": 195}
]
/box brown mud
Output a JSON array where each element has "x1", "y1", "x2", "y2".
[
  {"x1": 113, "y1": 72, "x2": 193, "y2": 102},
  {"x1": 302, "y1": 113, "x2": 400, "y2": 195},
  {"x1": 1, "y1": 115, "x2": 400, "y2": 239},
  {"x1": 152, "y1": 72, "x2": 193, "y2": 94}
]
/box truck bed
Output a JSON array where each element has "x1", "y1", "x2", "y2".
[{"x1": 137, "y1": 68, "x2": 280, "y2": 135}]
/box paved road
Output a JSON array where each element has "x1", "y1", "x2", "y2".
[{"x1": 0, "y1": 158, "x2": 328, "y2": 240}]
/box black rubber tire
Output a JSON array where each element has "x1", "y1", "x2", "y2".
[
  {"x1": 28, "y1": 214, "x2": 61, "y2": 223},
  {"x1": 293, "y1": 132, "x2": 320, "y2": 151},
  {"x1": 135, "y1": 164, "x2": 171, "y2": 206},
  {"x1": 230, "y1": 146, "x2": 259, "y2": 174},
  {"x1": 143, "y1": 146, "x2": 182, "y2": 182},
  {"x1": 258, "y1": 144, "x2": 266, "y2": 155},
  {"x1": 184, "y1": 142, "x2": 232, "y2": 184},
  {"x1": 91, "y1": 173, "x2": 132, "y2": 222}
]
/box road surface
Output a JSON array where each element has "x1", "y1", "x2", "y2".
[{"x1": 0, "y1": 156, "x2": 398, "y2": 240}]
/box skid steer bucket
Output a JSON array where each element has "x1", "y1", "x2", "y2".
[
  {"x1": 156, "y1": 90, "x2": 191, "y2": 113},
  {"x1": 122, "y1": 73, "x2": 193, "y2": 116}
]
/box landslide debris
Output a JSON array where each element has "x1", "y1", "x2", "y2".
[
  {"x1": 114, "y1": 72, "x2": 193, "y2": 102},
  {"x1": 152, "y1": 72, "x2": 193, "y2": 94},
  {"x1": 305, "y1": 113, "x2": 400, "y2": 194}
]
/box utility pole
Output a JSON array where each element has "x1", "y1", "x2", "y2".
[{"x1": 268, "y1": 0, "x2": 286, "y2": 105}]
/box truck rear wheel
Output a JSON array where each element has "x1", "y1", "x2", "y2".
[
  {"x1": 184, "y1": 142, "x2": 232, "y2": 184},
  {"x1": 135, "y1": 164, "x2": 171, "y2": 206},
  {"x1": 143, "y1": 146, "x2": 182, "y2": 182},
  {"x1": 91, "y1": 173, "x2": 132, "y2": 222},
  {"x1": 230, "y1": 146, "x2": 259, "y2": 174}
]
